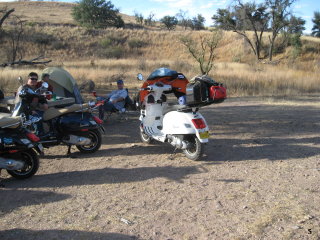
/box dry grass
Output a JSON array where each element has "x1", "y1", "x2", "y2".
[
  {"x1": 0, "y1": 2, "x2": 319, "y2": 97},
  {"x1": 0, "y1": 1, "x2": 76, "y2": 25}
]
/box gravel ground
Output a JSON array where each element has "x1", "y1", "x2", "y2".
[{"x1": 1, "y1": 97, "x2": 320, "y2": 240}]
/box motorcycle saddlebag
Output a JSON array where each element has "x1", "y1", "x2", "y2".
[
  {"x1": 209, "y1": 85, "x2": 227, "y2": 103},
  {"x1": 58, "y1": 112, "x2": 97, "y2": 132}
]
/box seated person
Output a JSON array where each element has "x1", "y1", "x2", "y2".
[
  {"x1": 97, "y1": 79, "x2": 128, "y2": 119},
  {"x1": 36, "y1": 73, "x2": 54, "y2": 93},
  {"x1": 15, "y1": 72, "x2": 48, "y2": 136}
]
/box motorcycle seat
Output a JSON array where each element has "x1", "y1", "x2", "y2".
[
  {"x1": 163, "y1": 103, "x2": 189, "y2": 115},
  {"x1": 0, "y1": 115, "x2": 21, "y2": 128},
  {"x1": 43, "y1": 103, "x2": 89, "y2": 121}
]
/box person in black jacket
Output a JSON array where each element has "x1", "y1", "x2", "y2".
[{"x1": 15, "y1": 72, "x2": 48, "y2": 135}]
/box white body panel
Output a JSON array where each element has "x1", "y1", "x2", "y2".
[{"x1": 140, "y1": 96, "x2": 209, "y2": 143}]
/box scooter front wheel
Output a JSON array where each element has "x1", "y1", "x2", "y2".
[
  {"x1": 183, "y1": 136, "x2": 202, "y2": 161},
  {"x1": 76, "y1": 129, "x2": 102, "y2": 153},
  {"x1": 7, "y1": 149, "x2": 39, "y2": 179}
]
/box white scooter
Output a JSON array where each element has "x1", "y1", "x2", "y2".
[{"x1": 137, "y1": 73, "x2": 209, "y2": 160}]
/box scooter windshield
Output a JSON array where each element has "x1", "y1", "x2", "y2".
[{"x1": 147, "y1": 68, "x2": 178, "y2": 80}]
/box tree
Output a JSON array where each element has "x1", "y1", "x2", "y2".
[
  {"x1": 161, "y1": 15, "x2": 178, "y2": 30},
  {"x1": 311, "y1": 11, "x2": 320, "y2": 37},
  {"x1": 144, "y1": 12, "x2": 155, "y2": 26},
  {"x1": 176, "y1": 9, "x2": 190, "y2": 30},
  {"x1": 72, "y1": 0, "x2": 124, "y2": 29},
  {"x1": 286, "y1": 16, "x2": 305, "y2": 34},
  {"x1": 266, "y1": 0, "x2": 296, "y2": 61},
  {"x1": 134, "y1": 11, "x2": 144, "y2": 25},
  {"x1": 0, "y1": 7, "x2": 51, "y2": 67},
  {"x1": 279, "y1": 15, "x2": 305, "y2": 55},
  {"x1": 180, "y1": 30, "x2": 222, "y2": 75},
  {"x1": 191, "y1": 14, "x2": 205, "y2": 30},
  {"x1": 212, "y1": 1, "x2": 269, "y2": 60},
  {"x1": 0, "y1": 7, "x2": 15, "y2": 29}
]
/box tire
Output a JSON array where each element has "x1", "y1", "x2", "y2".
[
  {"x1": 140, "y1": 129, "x2": 152, "y2": 144},
  {"x1": 183, "y1": 135, "x2": 202, "y2": 161},
  {"x1": 7, "y1": 149, "x2": 39, "y2": 179},
  {"x1": 76, "y1": 129, "x2": 102, "y2": 153}
]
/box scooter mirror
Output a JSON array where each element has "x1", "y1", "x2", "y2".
[
  {"x1": 137, "y1": 73, "x2": 144, "y2": 81},
  {"x1": 88, "y1": 100, "x2": 96, "y2": 107},
  {"x1": 42, "y1": 82, "x2": 49, "y2": 89},
  {"x1": 18, "y1": 76, "x2": 23, "y2": 85}
]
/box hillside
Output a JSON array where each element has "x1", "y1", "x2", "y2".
[
  {"x1": 0, "y1": 1, "x2": 319, "y2": 97},
  {"x1": 0, "y1": 1, "x2": 137, "y2": 26}
]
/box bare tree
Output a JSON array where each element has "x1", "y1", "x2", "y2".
[
  {"x1": 180, "y1": 30, "x2": 222, "y2": 75},
  {"x1": 0, "y1": 7, "x2": 51, "y2": 67},
  {"x1": 134, "y1": 11, "x2": 144, "y2": 25},
  {"x1": 176, "y1": 9, "x2": 190, "y2": 30},
  {"x1": 6, "y1": 15, "x2": 26, "y2": 63},
  {"x1": 144, "y1": 12, "x2": 155, "y2": 26},
  {"x1": 0, "y1": 7, "x2": 15, "y2": 29}
]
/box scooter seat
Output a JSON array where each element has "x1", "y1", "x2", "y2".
[
  {"x1": 0, "y1": 115, "x2": 21, "y2": 128},
  {"x1": 43, "y1": 104, "x2": 89, "y2": 121},
  {"x1": 163, "y1": 104, "x2": 190, "y2": 115}
]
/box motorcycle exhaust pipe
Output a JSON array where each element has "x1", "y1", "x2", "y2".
[
  {"x1": 0, "y1": 157, "x2": 24, "y2": 170},
  {"x1": 63, "y1": 135, "x2": 91, "y2": 146},
  {"x1": 167, "y1": 135, "x2": 188, "y2": 149}
]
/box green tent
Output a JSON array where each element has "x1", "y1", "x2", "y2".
[{"x1": 42, "y1": 67, "x2": 83, "y2": 104}]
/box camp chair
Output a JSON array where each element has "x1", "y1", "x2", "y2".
[{"x1": 97, "y1": 89, "x2": 133, "y2": 121}]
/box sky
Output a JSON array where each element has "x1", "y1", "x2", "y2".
[
  {"x1": 0, "y1": 0, "x2": 318, "y2": 34},
  {"x1": 111, "y1": 0, "x2": 318, "y2": 34}
]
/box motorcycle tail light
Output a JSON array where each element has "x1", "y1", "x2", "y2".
[
  {"x1": 93, "y1": 115, "x2": 103, "y2": 124},
  {"x1": 9, "y1": 150, "x2": 19, "y2": 153},
  {"x1": 26, "y1": 132, "x2": 40, "y2": 142},
  {"x1": 191, "y1": 118, "x2": 206, "y2": 129}
]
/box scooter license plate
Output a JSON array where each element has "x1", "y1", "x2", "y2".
[{"x1": 199, "y1": 131, "x2": 209, "y2": 139}]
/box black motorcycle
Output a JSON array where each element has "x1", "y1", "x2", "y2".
[
  {"x1": 12, "y1": 85, "x2": 104, "y2": 154},
  {"x1": 0, "y1": 114, "x2": 42, "y2": 179}
]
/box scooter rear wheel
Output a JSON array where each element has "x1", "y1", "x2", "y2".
[
  {"x1": 183, "y1": 136, "x2": 202, "y2": 161},
  {"x1": 76, "y1": 129, "x2": 102, "y2": 153},
  {"x1": 140, "y1": 130, "x2": 152, "y2": 144},
  {"x1": 7, "y1": 149, "x2": 39, "y2": 179}
]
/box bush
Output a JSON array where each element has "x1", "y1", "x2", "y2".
[
  {"x1": 52, "y1": 41, "x2": 68, "y2": 50},
  {"x1": 128, "y1": 39, "x2": 148, "y2": 49},
  {"x1": 29, "y1": 32, "x2": 55, "y2": 45},
  {"x1": 100, "y1": 38, "x2": 112, "y2": 48},
  {"x1": 101, "y1": 46, "x2": 124, "y2": 58}
]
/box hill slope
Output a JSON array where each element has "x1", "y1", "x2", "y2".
[{"x1": 0, "y1": 1, "x2": 136, "y2": 26}]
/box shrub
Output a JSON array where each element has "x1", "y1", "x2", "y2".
[
  {"x1": 100, "y1": 38, "x2": 112, "y2": 48},
  {"x1": 128, "y1": 39, "x2": 148, "y2": 49},
  {"x1": 101, "y1": 46, "x2": 124, "y2": 58}
]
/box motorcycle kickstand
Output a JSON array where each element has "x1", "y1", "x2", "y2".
[
  {"x1": 67, "y1": 145, "x2": 72, "y2": 155},
  {"x1": 168, "y1": 148, "x2": 178, "y2": 160}
]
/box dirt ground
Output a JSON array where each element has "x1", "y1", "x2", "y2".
[{"x1": 0, "y1": 97, "x2": 320, "y2": 240}]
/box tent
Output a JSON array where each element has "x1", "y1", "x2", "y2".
[{"x1": 42, "y1": 67, "x2": 83, "y2": 104}]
